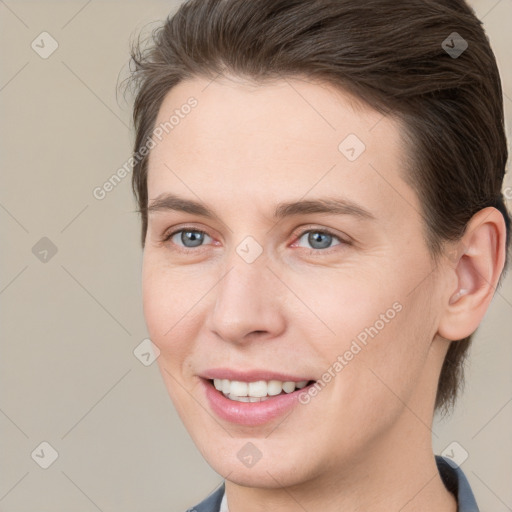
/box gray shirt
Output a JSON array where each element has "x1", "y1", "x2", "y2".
[{"x1": 187, "y1": 455, "x2": 479, "y2": 512}]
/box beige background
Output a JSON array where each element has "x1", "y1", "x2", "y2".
[{"x1": 1, "y1": 0, "x2": 511, "y2": 510}]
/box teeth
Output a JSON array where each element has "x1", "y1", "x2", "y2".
[
  {"x1": 231, "y1": 380, "x2": 248, "y2": 396},
  {"x1": 229, "y1": 395, "x2": 272, "y2": 403},
  {"x1": 248, "y1": 381, "x2": 267, "y2": 397},
  {"x1": 282, "y1": 381, "x2": 296, "y2": 393},
  {"x1": 213, "y1": 378, "x2": 310, "y2": 399},
  {"x1": 267, "y1": 380, "x2": 284, "y2": 396}
]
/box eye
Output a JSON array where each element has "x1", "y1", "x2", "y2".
[
  {"x1": 161, "y1": 225, "x2": 349, "y2": 254},
  {"x1": 165, "y1": 228, "x2": 213, "y2": 249},
  {"x1": 293, "y1": 228, "x2": 346, "y2": 251}
]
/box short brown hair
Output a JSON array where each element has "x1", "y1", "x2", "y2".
[{"x1": 124, "y1": 0, "x2": 511, "y2": 413}]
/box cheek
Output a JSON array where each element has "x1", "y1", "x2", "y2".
[
  {"x1": 291, "y1": 267, "x2": 403, "y2": 354},
  {"x1": 142, "y1": 257, "x2": 190, "y2": 354},
  {"x1": 299, "y1": 262, "x2": 432, "y2": 400},
  {"x1": 142, "y1": 264, "x2": 168, "y2": 343},
  {"x1": 141, "y1": 255, "x2": 216, "y2": 374},
  {"x1": 336, "y1": 285, "x2": 435, "y2": 426},
  {"x1": 142, "y1": 265, "x2": 199, "y2": 415}
]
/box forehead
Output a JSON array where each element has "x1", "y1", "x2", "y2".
[
  {"x1": 149, "y1": 74, "x2": 392, "y2": 166},
  {"x1": 146, "y1": 75, "x2": 417, "y2": 226}
]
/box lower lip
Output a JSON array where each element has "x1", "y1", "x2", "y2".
[{"x1": 201, "y1": 378, "x2": 316, "y2": 426}]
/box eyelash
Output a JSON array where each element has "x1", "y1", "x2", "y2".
[{"x1": 160, "y1": 225, "x2": 350, "y2": 255}]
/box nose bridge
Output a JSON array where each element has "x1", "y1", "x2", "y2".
[{"x1": 208, "y1": 249, "x2": 285, "y2": 342}]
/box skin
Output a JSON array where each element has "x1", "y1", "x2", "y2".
[{"x1": 141, "y1": 75, "x2": 506, "y2": 512}]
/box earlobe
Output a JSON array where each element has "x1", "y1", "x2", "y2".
[{"x1": 437, "y1": 207, "x2": 507, "y2": 341}]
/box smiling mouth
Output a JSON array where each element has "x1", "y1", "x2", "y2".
[{"x1": 208, "y1": 378, "x2": 316, "y2": 402}]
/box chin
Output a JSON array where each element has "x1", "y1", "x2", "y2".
[{"x1": 199, "y1": 441, "x2": 315, "y2": 489}]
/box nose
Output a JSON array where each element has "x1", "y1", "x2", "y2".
[{"x1": 206, "y1": 256, "x2": 286, "y2": 344}]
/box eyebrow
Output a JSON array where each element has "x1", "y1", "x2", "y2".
[{"x1": 147, "y1": 192, "x2": 376, "y2": 222}]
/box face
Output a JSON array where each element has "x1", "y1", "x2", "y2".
[{"x1": 142, "y1": 75, "x2": 448, "y2": 489}]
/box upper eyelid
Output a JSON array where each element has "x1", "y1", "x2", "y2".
[{"x1": 165, "y1": 225, "x2": 211, "y2": 239}]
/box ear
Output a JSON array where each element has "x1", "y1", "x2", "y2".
[{"x1": 437, "y1": 207, "x2": 507, "y2": 341}]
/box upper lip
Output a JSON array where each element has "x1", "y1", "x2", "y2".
[{"x1": 199, "y1": 368, "x2": 315, "y2": 382}]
